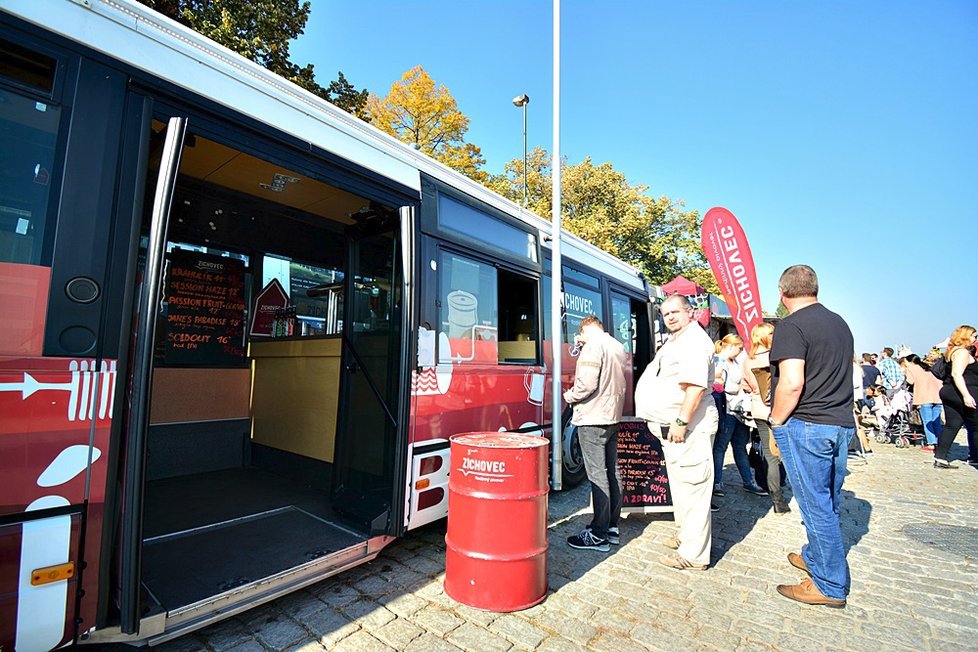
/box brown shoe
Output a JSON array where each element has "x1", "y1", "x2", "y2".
[
  {"x1": 788, "y1": 552, "x2": 811, "y2": 576},
  {"x1": 776, "y1": 577, "x2": 846, "y2": 608}
]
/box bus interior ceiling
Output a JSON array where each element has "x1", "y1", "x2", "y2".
[{"x1": 139, "y1": 128, "x2": 381, "y2": 612}]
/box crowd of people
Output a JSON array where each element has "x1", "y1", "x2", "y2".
[
  {"x1": 560, "y1": 263, "x2": 977, "y2": 612},
  {"x1": 854, "y1": 329, "x2": 978, "y2": 469}
]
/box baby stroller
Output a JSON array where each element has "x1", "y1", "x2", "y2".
[{"x1": 875, "y1": 388, "x2": 923, "y2": 448}]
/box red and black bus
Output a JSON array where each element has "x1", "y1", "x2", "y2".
[{"x1": 0, "y1": 1, "x2": 654, "y2": 648}]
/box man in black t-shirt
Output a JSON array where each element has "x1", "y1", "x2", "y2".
[{"x1": 769, "y1": 265, "x2": 855, "y2": 609}]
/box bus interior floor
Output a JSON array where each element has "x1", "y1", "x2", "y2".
[
  {"x1": 141, "y1": 505, "x2": 363, "y2": 610},
  {"x1": 142, "y1": 466, "x2": 334, "y2": 538},
  {"x1": 140, "y1": 467, "x2": 363, "y2": 610}
]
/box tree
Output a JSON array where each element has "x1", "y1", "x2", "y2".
[
  {"x1": 366, "y1": 66, "x2": 487, "y2": 182},
  {"x1": 485, "y1": 146, "x2": 553, "y2": 217},
  {"x1": 325, "y1": 71, "x2": 370, "y2": 121},
  {"x1": 138, "y1": 0, "x2": 369, "y2": 117},
  {"x1": 775, "y1": 301, "x2": 789, "y2": 318},
  {"x1": 487, "y1": 150, "x2": 719, "y2": 294}
]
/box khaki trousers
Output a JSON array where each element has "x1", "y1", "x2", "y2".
[{"x1": 659, "y1": 409, "x2": 718, "y2": 566}]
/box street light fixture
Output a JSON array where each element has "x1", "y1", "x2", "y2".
[{"x1": 512, "y1": 94, "x2": 530, "y2": 207}]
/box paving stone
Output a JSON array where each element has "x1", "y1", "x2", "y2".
[
  {"x1": 488, "y1": 614, "x2": 549, "y2": 649},
  {"x1": 929, "y1": 637, "x2": 978, "y2": 652},
  {"x1": 153, "y1": 633, "x2": 211, "y2": 652},
  {"x1": 693, "y1": 623, "x2": 743, "y2": 650},
  {"x1": 221, "y1": 641, "x2": 266, "y2": 652},
  {"x1": 251, "y1": 614, "x2": 308, "y2": 650},
  {"x1": 303, "y1": 608, "x2": 358, "y2": 647},
  {"x1": 353, "y1": 573, "x2": 396, "y2": 597},
  {"x1": 338, "y1": 599, "x2": 396, "y2": 629},
  {"x1": 197, "y1": 618, "x2": 251, "y2": 652},
  {"x1": 413, "y1": 604, "x2": 465, "y2": 636},
  {"x1": 371, "y1": 617, "x2": 425, "y2": 649},
  {"x1": 447, "y1": 623, "x2": 514, "y2": 652},
  {"x1": 450, "y1": 603, "x2": 502, "y2": 628},
  {"x1": 402, "y1": 632, "x2": 464, "y2": 652},
  {"x1": 731, "y1": 619, "x2": 781, "y2": 646},
  {"x1": 309, "y1": 580, "x2": 362, "y2": 607},
  {"x1": 330, "y1": 629, "x2": 395, "y2": 652},
  {"x1": 857, "y1": 621, "x2": 928, "y2": 650},
  {"x1": 630, "y1": 622, "x2": 696, "y2": 650},
  {"x1": 377, "y1": 592, "x2": 429, "y2": 618},
  {"x1": 283, "y1": 638, "x2": 327, "y2": 652},
  {"x1": 533, "y1": 610, "x2": 598, "y2": 645},
  {"x1": 586, "y1": 630, "x2": 649, "y2": 652},
  {"x1": 535, "y1": 638, "x2": 589, "y2": 652},
  {"x1": 735, "y1": 639, "x2": 778, "y2": 652}
]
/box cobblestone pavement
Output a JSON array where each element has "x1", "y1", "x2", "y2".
[{"x1": 155, "y1": 437, "x2": 978, "y2": 652}]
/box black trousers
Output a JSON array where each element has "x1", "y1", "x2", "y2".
[{"x1": 936, "y1": 385, "x2": 978, "y2": 461}]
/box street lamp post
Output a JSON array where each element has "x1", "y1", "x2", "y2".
[{"x1": 512, "y1": 94, "x2": 529, "y2": 206}]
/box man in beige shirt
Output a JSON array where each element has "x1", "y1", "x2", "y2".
[
  {"x1": 563, "y1": 315, "x2": 627, "y2": 552},
  {"x1": 635, "y1": 295, "x2": 718, "y2": 569}
]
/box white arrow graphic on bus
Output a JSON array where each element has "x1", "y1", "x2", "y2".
[{"x1": 0, "y1": 360, "x2": 116, "y2": 421}]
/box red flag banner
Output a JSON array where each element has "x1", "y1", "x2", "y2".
[{"x1": 701, "y1": 207, "x2": 763, "y2": 343}]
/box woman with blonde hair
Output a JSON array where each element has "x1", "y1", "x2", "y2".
[
  {"x1": 934, "y1": 325, "x2": 978, "y2": 468},
  {"x1": 742, "y1": 323, "x2": 790, "y2": 512},
  {"x1": 712, "y1": 334, "x2": 768, "y2": 498}
]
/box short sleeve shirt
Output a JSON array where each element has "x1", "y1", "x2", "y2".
[
  {"x1": 770, "y1": 303, "x2": 855, "y2": 427},
  {"x1": 635, "y1": 322, "x2": 715, "y2": 424}
]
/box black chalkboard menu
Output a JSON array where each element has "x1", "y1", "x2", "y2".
[
  {"x1": 161, "y1": 250, "x2": 246, "y2": 366},
  {"x1": 618, "y1": 418, "x2": 673, "y2": 512}
]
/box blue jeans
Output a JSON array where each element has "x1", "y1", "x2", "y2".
[
  {"x1": 713, "y1": 412, "x2": 753, "y2": 487},
  {"x1": 918, "y1": 403, "x2": 942, "y2": 446},
  {"x1": 773, "y1": 418, "x2": 853, "y2": 600},
  {"x1": 578, "y1": 424, "x2": 622, "y2": 538}
]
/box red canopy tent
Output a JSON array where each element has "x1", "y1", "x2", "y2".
[
  {"x1": 660, "y1": 275, "x2": 704, "y2": 296},
  {"x1": 659, "y1": 275, "x2": 711, "y2": 328}
]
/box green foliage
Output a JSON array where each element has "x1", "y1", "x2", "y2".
[
  {"x1": 139, "y1": 0, "x2": 368, "y2": 118},
  {"x1": 366, "y1": 66, "x2": 487, "y2": 182},
  {"x1": 325, "y1": 72, "x2": 370, "y2": 121},
  {"x1": 487, "y1": 150, "x2": 719, "y2": 294},
  {"x1": 775, "y1": 301, "x2": 789, "y2": 318}
]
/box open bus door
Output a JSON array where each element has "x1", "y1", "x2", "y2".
[
  {"x1": 101, "y1": 105, "x2": 418, "y2": 645},
  {"x1": 117, "y1": 115, "x2": 188, "y2": 635},
  {"x1": 331, "y1": 209, "x2": 410, "y2": 537}
]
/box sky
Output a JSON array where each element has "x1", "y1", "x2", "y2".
[{"x1": 291, "y1": 0, "x2": 978, "y2": 356}]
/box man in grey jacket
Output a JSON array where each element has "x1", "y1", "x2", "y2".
[{"x1": 563, "y1": 315, "x2": 627, "y2": 552}]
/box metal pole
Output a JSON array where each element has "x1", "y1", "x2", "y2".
[
  {"x1": 522, "y1": 102, "x2": 528, "y2": 207},
  {"x1": 550, "y1": 0, "x2": 563, "y2": 490}
]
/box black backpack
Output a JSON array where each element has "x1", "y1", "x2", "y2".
[{"x1": 930, "y1": 356, "x2": 950, "y2": 382}]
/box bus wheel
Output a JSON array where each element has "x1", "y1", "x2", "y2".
[{"x1": 560, "y1": 422, "x2": 587, "y2": 487}]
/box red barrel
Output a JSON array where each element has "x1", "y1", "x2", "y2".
[{"x1": 444, "y1": 432, "x2": 549, "y2": 612}]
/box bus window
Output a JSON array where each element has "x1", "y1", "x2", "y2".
[
  {"x1": 437, "y1": 193, "x2": 538, "y2": 264},
  {"x1": 0, "y1": 84, "x2": 63, "y2": 355},
  {"x1": 438, "y1": 251, "x2": 496, "y2": 364},
  {"x1": 610, "y1": 292, "x2": 634, "y2": 353},
  {"x1": 563, "y1": 276, "x2": 602, "y2": 342},
  {"x1": 497, "y1": 268, "x2": 538, "y2": 365},
  {"x1": 0, "y1": 88, "x2": 60, "y2": 266},
  {"x1": 261, "y1": 254, "x2": 344, "y2": 336},
  {"x1": 0, "y1": 37, "x2": 58, "y2": 94}
]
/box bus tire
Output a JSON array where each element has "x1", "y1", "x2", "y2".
[{"x1": 560, "y1": 421, "x2": 587, "y2": 487}]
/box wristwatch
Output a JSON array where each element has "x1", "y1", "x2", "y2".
[
  {"x1": 769, "y1": 419, "x2": 784, "y2": 427},
  {"x1": 675, "y1": 417, "x2": 688, "y2": 427}
]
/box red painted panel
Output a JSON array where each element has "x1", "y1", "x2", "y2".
[{"x1": 0, "y1": 263, "x2": 50, "y2": 357}]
